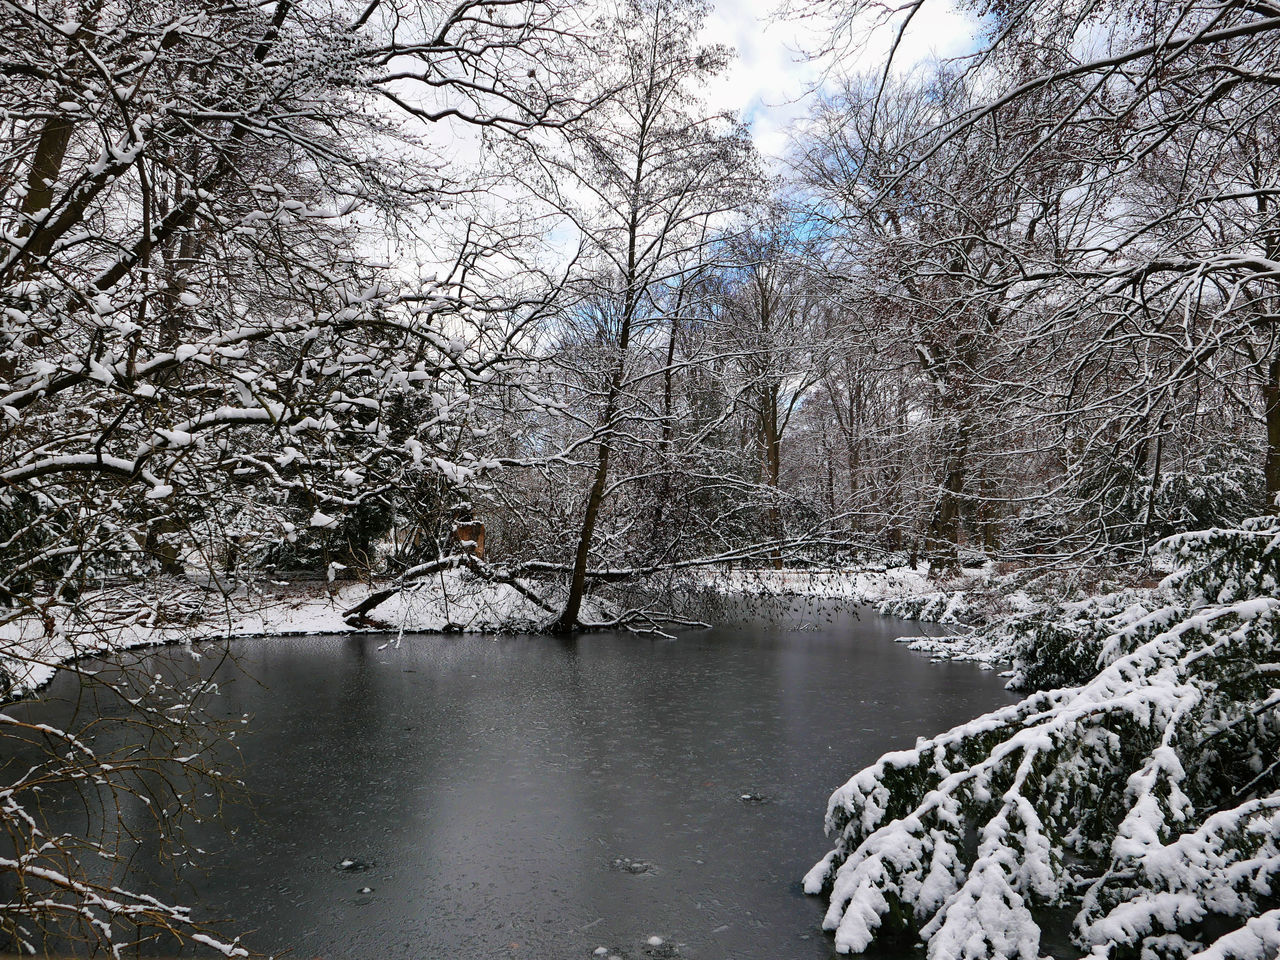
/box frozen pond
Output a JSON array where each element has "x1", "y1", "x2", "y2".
[{"x1": 5, "y1": 602, "x2": 1017, "y2": 959}]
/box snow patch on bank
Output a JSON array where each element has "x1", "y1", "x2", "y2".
[
  {"x1": 4, "y1": 562, "x2": 1024, "y2": 698},
  {"x1": 708, "y1": 564, "x2": 940, "y2": 604},
  {"x1": 704, "y1": 564, "x2": 1028, "y2": 667},
  {"x1": 0, "y1": 571, "x2": 589, "y2": 697}
]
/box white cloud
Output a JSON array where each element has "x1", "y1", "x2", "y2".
[{"x1": 701, "y1": 0, "x2": 981, "y2": 166}]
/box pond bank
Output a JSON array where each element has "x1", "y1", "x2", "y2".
[{"x1": 2, "y1": 564, "x2": 991, "y2": 697}]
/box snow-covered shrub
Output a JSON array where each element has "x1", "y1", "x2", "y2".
[
  {"x1": 0, "y1": 490, "x2": 67, "y2": 604},
  {"x1": 1005, "y1": 587, "x2": 1157, "y2": 691},
  {"x1": 878, "y1": 590, "x2": 974, "y2": 625},
  {"x1": 1011, "y1": 445, "x2": 1266, "y2": 562},
  {"x1": 806, "y1": 517, "x2": 1280, "y2": 959}
]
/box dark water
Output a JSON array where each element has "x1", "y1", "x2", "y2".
[{"x1": 4, "y1": 603, "x2": 1017, "y2": 959}]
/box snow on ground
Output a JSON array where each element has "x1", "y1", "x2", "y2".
[
  {"x1": 3, "y1": 562, "x2": 1021, "y2": 698},
  {"x1": 703, "y1": 564, "x2": 1031, "y2": 668},
  {"x1": 0, "y1": 570, "x2": 588, "y2": 697},
  {"x1": 707, "y1": 564, "x2": 939, "y2": 604}
]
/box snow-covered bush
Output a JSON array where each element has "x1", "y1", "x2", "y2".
[
  {"x1": 878, "y1": 590, "x2": 975, "y2": 626},
  {"x1": 1004, "y1": 587, "x2": 1157, "y2": 691},
  {"x1": 806, "y1": 517, "x2": 1280, "y2": 959},
  {"x1": 1009, "y1": 445, "x2": 1266, "y2": 564}
]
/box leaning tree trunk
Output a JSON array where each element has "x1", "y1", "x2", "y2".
[
  {"x1": 553, "y1": 431, "x2": 615, "y2": 633},
  {"x1": 555, "y1": 296, "x2": 637, "y2": 632}
]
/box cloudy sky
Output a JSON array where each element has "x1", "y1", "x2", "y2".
[
  {"x1": 397, "y1": 0, "x2": 981, "y2": 273},
  {"x1": 701, "y1": 0, "x2": 979, "y2": 163}
]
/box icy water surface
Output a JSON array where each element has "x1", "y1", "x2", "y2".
[{"x1": 7, "y1": 602, "x2": 1017, "y2": 959}]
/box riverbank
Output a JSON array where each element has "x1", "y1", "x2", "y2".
[
  {"x1": 0, "y1": 570, "x2": 583, "y2": 696},
  {"x1": 804, "y1": 520, "x2": 1280, "y2": 960},
  {"x1": 2, "y1": 558, "x2": 1092, "y2": 697},
  {"x1": 701, "y1": 563, "x2": 1030, "y2": 668}
]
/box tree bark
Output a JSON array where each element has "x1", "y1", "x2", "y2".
[
  {"x1": 1265, "y1": 354, "x2": 1280, "y2": 508},
  {"x1": 556, "y1": 226, "x2": 642, "y2": 631},
  {"x1": 762, "y1": 381, "x2": 783, "y2": 569},
  {"x1": 927, "y1": 418, "x2": 969, "y2": 572},
  {"x1": 555, "y1": 332, "x2": 631, "y2": 631},
  {"x1": 651, "y1": 308, "x2": 682, "y2": 542}
]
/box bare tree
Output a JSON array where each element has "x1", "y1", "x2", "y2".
[
  {"x1": 711, "y1": 206, "x2": 830, "y2": 564},
  {"x1": 790, "y1": 0, "x2": 1280, "y2": 561},
  {"x1": 501, "y1": 0, "x2": 759, "y2": 630}
]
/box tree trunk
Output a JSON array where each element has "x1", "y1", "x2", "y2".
[
  {"x1": 846, "y1": 375, "x2": 862, "y2": 499},
  {"x1": 927, "y1": 419, "x2": 969, "y2": 572},
  {"x1": 18, "y1": 118, "x2": 76, "y2": 254},
  {"x1": 978, "y1": 471, "x2": 999, "y2": 552},
  {"x1": 1265, "y1": 354, "x2": 1280, "y2": 509},
  {"x1": 824, "y1": 435, "x2": 836, "y2": 517},
  {"x1": 846, "y1": 433, "x2": 860, "y2": 499},
  {"x1": 763, "y1": 383, "x2": 783, "y2": 569},
  {"x1": 554, "y1": 430, "x2": 614, "y2": 632},
  {"x1": 556, "y1": 265, "x2": 640, "y2": 631},
  {"x1": 651, "y1": 312, "x2": 681, "y2": 542}
]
